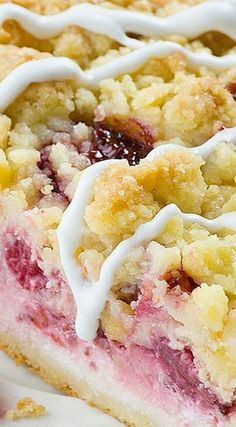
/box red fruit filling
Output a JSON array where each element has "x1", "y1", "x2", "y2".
[
  {"x1": 79, "y1": 124, "x2": 153, "y2": 166},
  {"x1": 154, "y1": 337, "x2": 233, "y2": 415},
  {"x1": 226, "y1": 80, "x2": 236, "y2": 101},
  {"x1": 164, "y1": 270, "x2": 198, "y2": 294},
  {"x1": 18, "y1": 302, "x2": 77, "y2": 346},
  {"x1": 4, "y1": 231, "x2": 47, "y2": 291},
  {"x1": 39, "y1": 121, "x2": 154, "y2": 186},
  {"x1": 17, "y1": 293, "x2": 234, "y2": 416},
  {"x1": 37, "y1": 145, "x2": 61, "y2": 193}
]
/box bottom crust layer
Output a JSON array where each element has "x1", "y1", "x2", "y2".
[{"x1": 0, "y1": 329, "x2": 160, "y2": 427}]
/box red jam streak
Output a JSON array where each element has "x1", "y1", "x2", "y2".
[
  {"x1": 18, "y1": 302, "x2": 77, "y2": 346},
  {"x1": 37, "y1": 145, "x2": 61, "y2": 193},
  {"x1": 81, "y1": 124, "x2": 154, "y2": 166},
  {"x1": 154, "y1": 337, "x2": 233, "y2": 416},
  {"x1": 38, "y1": 122, "x2": 154, "y2": 191},
  {"x1": 4, "y1": 230, "x2": 47, "y2": 291}
]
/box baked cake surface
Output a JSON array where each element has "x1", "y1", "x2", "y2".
[{"x1": 1, "y1": 1, "x2": 236, "y2": 426}]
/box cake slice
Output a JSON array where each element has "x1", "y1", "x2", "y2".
[
  {"x1": 1, "y1": 125, "x2": 236, "y2": 426},
  {"x1": 1, "y1": 1, "x2": 236, "y2": 426}
]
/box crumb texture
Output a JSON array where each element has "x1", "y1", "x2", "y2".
[{"x1": 6, "y1": 397, "x2": 46, "y2": 421}]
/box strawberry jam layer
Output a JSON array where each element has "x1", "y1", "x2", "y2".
[
  {"x1": 18, "y1": 302, "x2": 77, "y2": 347},
  {"x1": 15, "y1": 296, "x2": 234, "y2": 420},
  {"x1": 154, "y1": 338, "x2": 232, "y2": 416},
  {"x1": 3, "y1": 229, "x2": 47, "y2": 291}
]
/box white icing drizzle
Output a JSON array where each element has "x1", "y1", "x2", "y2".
[
  {"x1": 57, "y1": 159, "x2": 128, "y2": 341},
  {"x1": 147, "y1": 126, "x2": 236, "y2": 160},
  {"x1": 1, "y1": 40, "x2": 236, "y2": 113},
  {"x1": 57, "y1": 127, "x2": 236, "y2": 341},
  {"x1": 0, "y1": 3, "x2": 141, "y2": 49},
  {"x1": 0, "y1": 1, "x2": 236, "y2": 47},
  {"x1": 101, "y1": 0, "x2": 236, "y2": 41}
]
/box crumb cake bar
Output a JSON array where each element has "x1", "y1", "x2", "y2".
[{"x1": 2, "y1": 1, "x2": 236, "y2": 426}]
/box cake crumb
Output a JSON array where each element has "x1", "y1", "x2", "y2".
[{"x1": 6, "y1": 397, "x2": 46, "y2": 421}]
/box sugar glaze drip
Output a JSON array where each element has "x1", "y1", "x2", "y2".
[
  {"x1": 57, "y1": 127, "x2": 236, "y2": 341},
  {"x1": 147, "y1": 127, "x2": 236, "y2": 160},
  {"x1": 0, "y1": 3, "x2": 141, "y2": 49},
  {"x1": 0, "y1": 1, "x2": 236, "y2": 47},
  {"x1": 2, "y1": 40, "x2": 236, "y2": 113}
]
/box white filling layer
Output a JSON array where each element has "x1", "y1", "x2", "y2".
[
  {"x1": 1, "y1": 40, "x2": 236, "y2": 113},
  {"x1": 57, "y1": 127, "x2": 236, "y2": 341},
  {"x1": 0, "y1": 1, "x2": 235, "y2": 47}
]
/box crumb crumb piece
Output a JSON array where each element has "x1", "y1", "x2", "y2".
[{"x1": 6, "y1": 397, "x2": 46, "y2": 421}]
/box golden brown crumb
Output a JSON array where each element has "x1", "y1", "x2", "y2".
[{"x1": 6, "y1": 397, "x2": 46, "y2": 421}]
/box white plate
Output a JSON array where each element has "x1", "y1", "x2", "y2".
[{"x1": 0, "y1": 351, "x2": 123, "y2": 426}]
